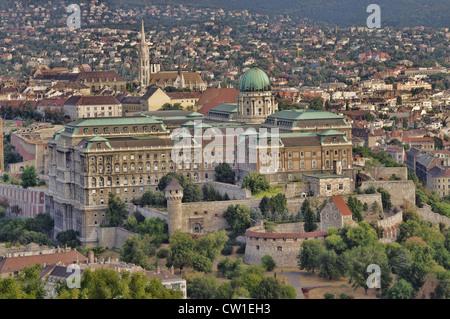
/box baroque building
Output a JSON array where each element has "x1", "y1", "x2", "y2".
[{"x1": 47, "y1": 67, "x2": 354, "y2": 246}]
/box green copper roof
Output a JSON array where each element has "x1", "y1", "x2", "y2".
[
  {"x1": 318, "y1": 129, "x2": 346, "y2": 136},
  {"x1": 67, "y1": 116, "x2": 163, "y2": 127},
  {"x1": 239, "y1": 67, "x2": 271, "y2": 92},
  {"x1": 267, "y1": 109, "x2": 344, "y2": 121},
  {"x1": 209, "y1": 103, "x2": 238, "y2": 113},
  {"x1": 86, "y1": 136, "x2": 112, "y2": 149},
  {"x1": 186, "y1": 111, "x2": 204, "y2": 118}
]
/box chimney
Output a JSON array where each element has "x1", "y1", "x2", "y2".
[{"x1": 88, "y1": 250, "x2": 95, "y2": 264}]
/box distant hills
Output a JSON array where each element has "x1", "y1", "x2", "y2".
[
  {"x1": 3, "y1": 0, "x2": 449, "y2": 28},
  {"x1": 108, "y1": 0, "x2": 450, "y2": 28}
]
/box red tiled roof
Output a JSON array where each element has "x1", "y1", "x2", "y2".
[
  {"x1": 64, "y1": 95, "x2": 121, "y2": 106},
  {"x1": 197, "y1": 88, "x2": 238, "y2": 115},
  {"x1": 0, "y1": 251, "x2": 88, "y2": 273},
  {"x1": 331, "y1": 196, "x2": 352, "y2": 216}
]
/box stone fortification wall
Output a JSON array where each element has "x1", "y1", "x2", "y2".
[
  {"x1": 128, "y1": 203, "x2": 168, "y2": 221},
  {"x1": 243, "y1": 226, "x2": 326, "y2": 267},
  {"x1": 97, "y1": 227, "x2": 138, "y2": 249},
  {"x1": 417, "y1": 204, "x2": 450, "y2": 227},
  {"x1": 210, "y1": 182, "x2": 252, "y2": 200},
  {"x1": 360, "y1": 180, "x2": 415, "y2": 208}
]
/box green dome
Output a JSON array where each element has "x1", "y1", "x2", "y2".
[{"x1": 239, "y1": 67, "x2": 271, "y2": 92}]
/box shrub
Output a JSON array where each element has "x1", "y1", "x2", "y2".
[
  {"x1": 236, "y1": 243, "x2": 246, "y2": 254},
  {"x1": 221, "y1": 245, "x2": 234, "y2": 256},
  {"x1": 156, "y1": 248, "x2": 169, "y2": 259}
]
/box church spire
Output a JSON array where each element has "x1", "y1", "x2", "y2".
[{"x1": 141, "y1": 19, "x2": 146, "y2": 43}]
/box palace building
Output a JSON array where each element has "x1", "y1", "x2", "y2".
[{"x1": 47, "y1": 67, "x2": 354, "y2": 246}]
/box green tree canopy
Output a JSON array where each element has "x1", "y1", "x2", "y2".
[{"x1": 21, "y1": 165, "x2": 37, "y2": 189}]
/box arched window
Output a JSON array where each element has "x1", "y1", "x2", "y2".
[
  {"x1": 258, "y1": 108, "x2": 262, "y2": 115},
  {"x1": 246, "y1": 108, "x2": 250, "y2": 115},
  {"x1": 326, "y1": 159, "x2": 330, "y2": 168},
  {"x1": 343, "y1": 158, "x2": 347, "y2": 168},
  {"x1": 91, "y1": 178, "x2": 96, "y2": 187},
  {"x1": 193, "y1": 223, "x2": 202, "y2": 233}
]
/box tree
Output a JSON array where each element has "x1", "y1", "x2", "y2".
[
  {"x1": 217, "y1": 257, "x2": 243, "y2": 279},
  {"x1": 309, "y1": 97, "x2": 324, "y2": 111},
  {"x1": 182, "y1": 183, "x2": 203, "y2": 203},
  {"x1": 56, "y1": 229, "x2": 81, "y2": 248},
  {"x1": 166, "y1": 231, "x2": 196, "y2": 272},
  {"x1": 187, "y1": 276, "x2": 218, "y2": 299},
  {"x1": 0, "y1": 277, "x2": 27, "y2": 299},
  {"x1": 377, "y1": 188, "x2": 393, "y2": 212},
  {"x1": 106, "y1": 193, "x2": 128, "y2": 227},
  {"x1": 347, "y1": 196, "x2": 364, "y2": 222},
  {"x1": 259, "y1": 195, "x2": 273, "y2": 215},
  {"x1": 158, "y1": 172, "x2": 188, "y2": 192},
  {"x1": 214, "y1": 162, "x2": 235, "y2": 184},
  {"x1": 21, "y1": 165, "x2": 37, "y2": 189},
  {"x1": 385, "y1": 279, "x2": 414, "y2": 299},
  {"x1": 344, "y1": 244, "x2": 392, "y2": 295},
  {"x1": 216, "y1": 282, "x2": 234, "y2": 299},
  {"x1": 120, "y1": 235, "x2": 155, "y2": 269},
  {"x1": 241, "y1": 172, "x2": 269, "y2": 194},
  {"x1": 396, "y1": 96, "x2": 402, "y2": 106},
  {"x1": 255, "y1": 277, "x2": 295, "y2": 299},
  {"x1": 303, "y1": 200, "x2": 317, "y2": 232},
  {"x1": 319, "y1": 250, "x2": 344, "y2": 280},
  {"x1": 271, "y1": 193, "x2": 287, "y2": 214},
  {"x1": 324, "y1": 229, "x2": 347, "y2": 254},
  {"x1": 261, "y1": 254, "x2": 276, "y2": 271},
  {"x1": 223, "y1": 204, "x2": 251, "y2": 235},
  {"x1": 297, "y1": 239, "x2": 325, "y2": 273},
  {"x1": 15, "y1": 264, "x2": 46, "y2": 299}
]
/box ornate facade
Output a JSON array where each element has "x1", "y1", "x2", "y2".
[{"x1": 46, "y1": 67, "x2": 355, "y2": 246}]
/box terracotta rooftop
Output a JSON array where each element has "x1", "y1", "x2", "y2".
[
  {"x1": 331, "y1": 195, "x2": 352, "y2": 216},
  {"x1": 0, "y1": 251, "x2": 88, "y2": 274}
]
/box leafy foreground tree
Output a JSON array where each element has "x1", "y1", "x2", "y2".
[
  {"x1": 21, "y1": 165, "x2": 38, "y2": 189},
  {"x1": 241, "y1": 172, "x2": 270, "y2": 194},
  {"x1": 261, "y1": 254, "x2": 277, "y2": 271},
  {"x1": 223, "y1": 204, "x2": 251, "y2": 235},
  {"x1": 106, "y1": 192, "x2": 128, "y2": 227},
  {"x1": 214, "y1": 162, "x2": 235, "y2": 184},
  {"x1": 0, "y1": 264, "x2": 46, "y2": 299},
  {"x1": 385, "y1": 279, "x2": 414, "y2": 299},
  {"x1": 56, "y1": 229, "x2": 81, "y2": 248},
  {"x1": 255, "y1": 277, "x2": 296, "y2": 299},
  {"x1": 297, "y1": 239, "x2": 326, "y2": 273},
  {"x1": 56, "y1": 268, "x2": 183, "y2": 299},
  {"x1": 166, "y1": 230, "x2": 227, "y2": 273}
]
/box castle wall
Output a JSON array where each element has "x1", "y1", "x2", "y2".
[
  {"x1": 360, "y1": 180, "x2": 415, "y2": 208},
  {"x1": 128, "y1": 203, "x2": 168, "y2": 221},
  {"x1": 97, "y1": 227, "x2": 138, "y2": 249},
  {"x1": 210, "y1": 181, "x2": 252, "y2": 200},
  {"x1": 417, "y1": 204, "x2": 450, "y2": 227},
  {"x1": 243, "y1": 226, "x2": 326, "y2": 267}
]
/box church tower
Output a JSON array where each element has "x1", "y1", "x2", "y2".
[
  {"x1": 236, "y1": 67, "x2": 277, "y2": 124},
  {"x1": 139, "y1": 20, "x2": 150, "y2": 88},
  {"x1": 164, "y1": 178, "x2": 184, "y2": 236}
]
